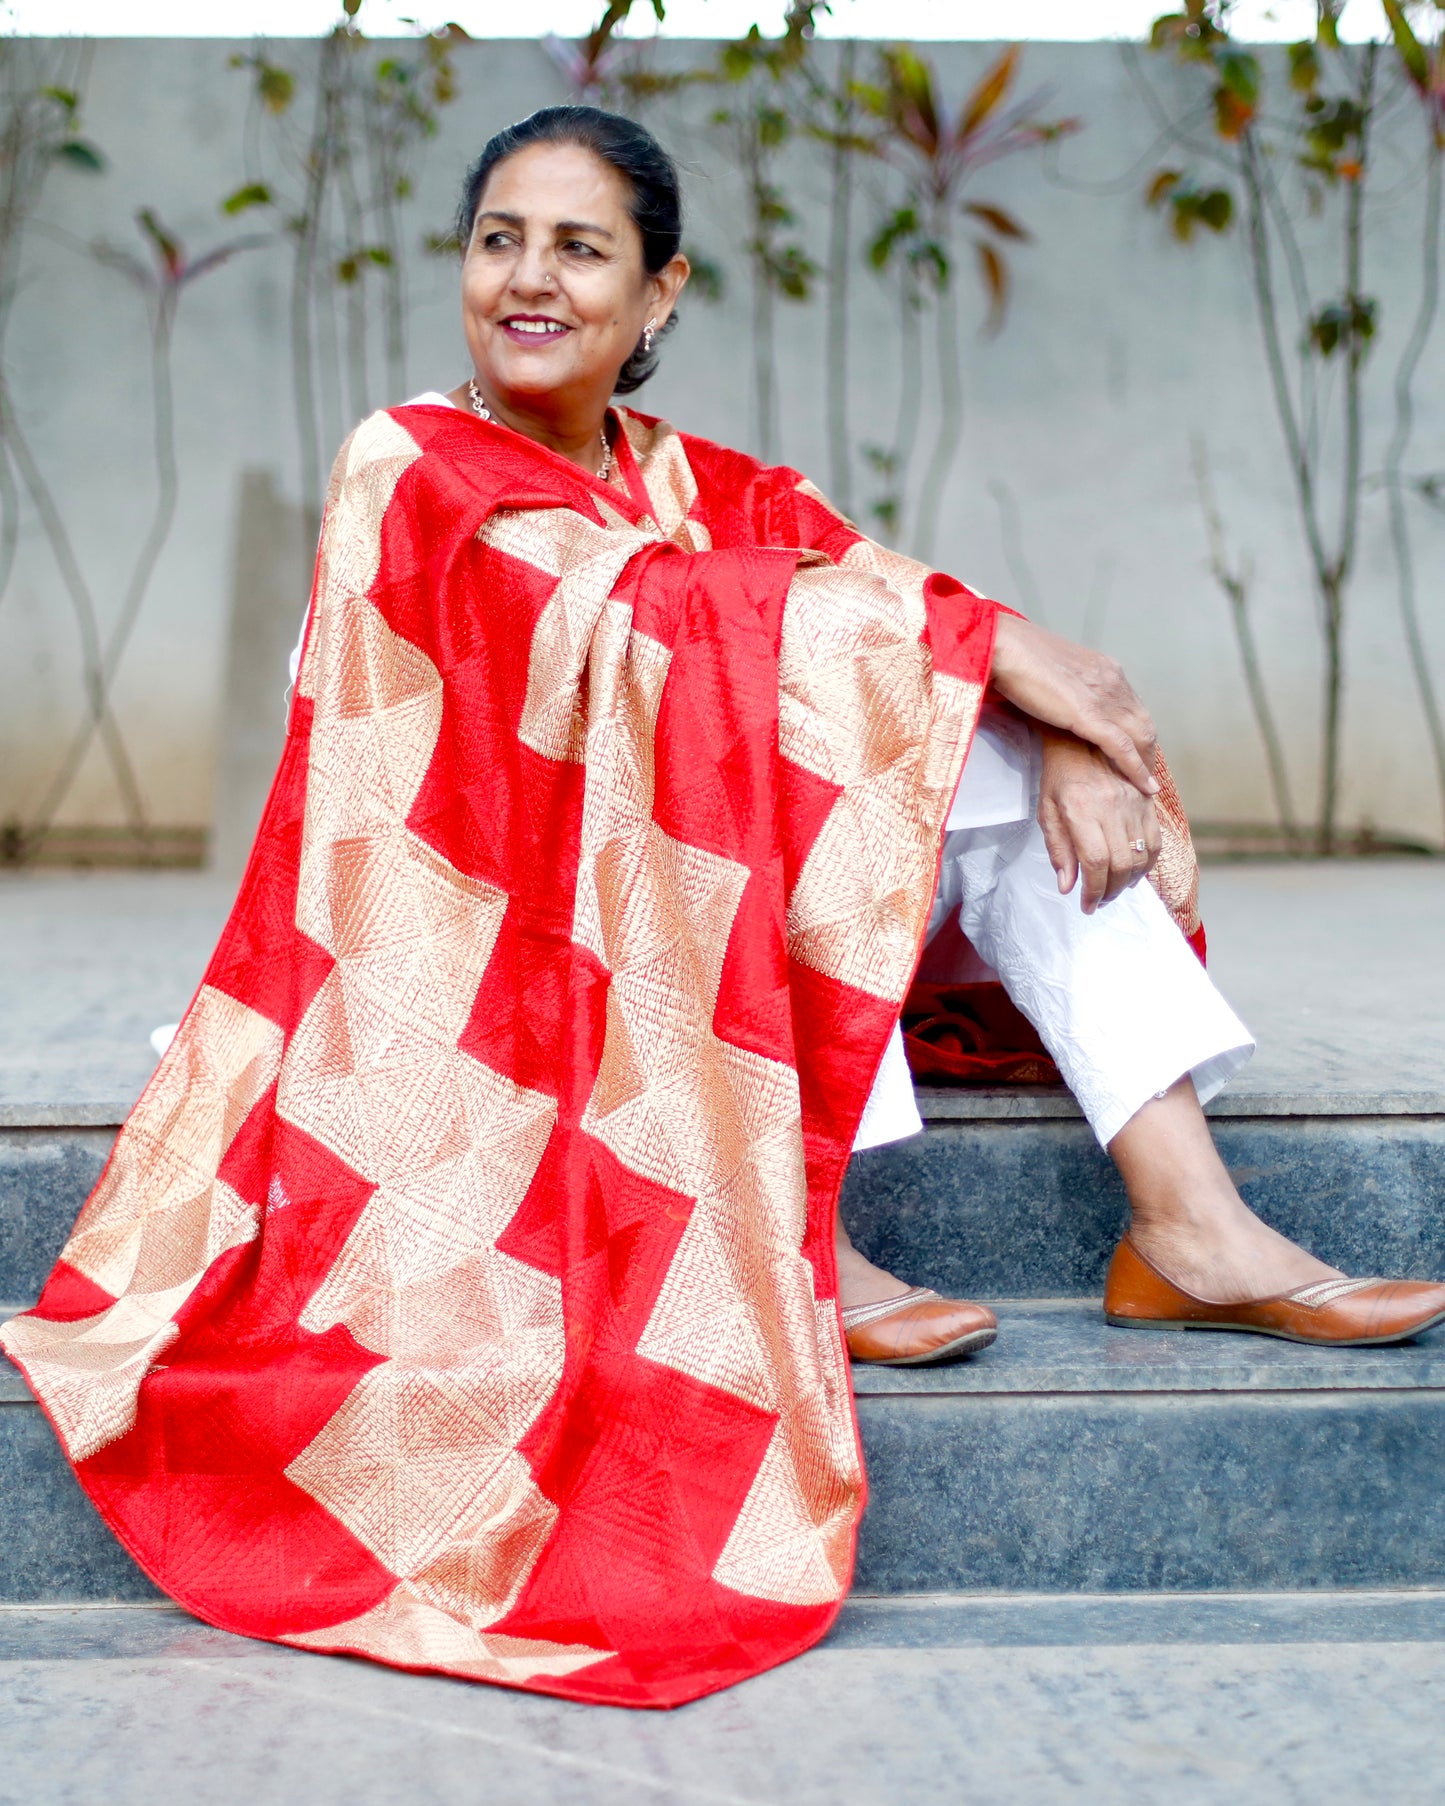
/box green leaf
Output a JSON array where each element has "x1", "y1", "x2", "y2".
[
  {"x1": 769, "y1": 243, "x2": 817, "y2": 301},
  {"x1": 221, "y1": 182, "x2": 272, "y2": 215},
  {"x1": 365, "y1": 245, "x2": 393, "y2": 266},
  {"x1": 911, "y1": 239, "x2": 949, "y2": 290},
  {"x1": 40, "y1": 86, "x2": 78, "y2": 113},
  {"x1": 1197, "y1": 187, "x2": 1233, "y2": 232},
  {"x1": 1382, "y1": 0, "x2": 1430, "y2": 89},
  {"x1": 1307, "y1": 295, "x2": 1377, "y2": 358},
  {"x1": 1287, "y1": 40, "x2": 1320, "y2": 92},
  {"x1": 1216, "y1": 48, "x2": 1260, "y2": 106},
  {"x1": 1159, "y1": 180, "x2": 1234, "y2": 241},
  {"x1": 257, "y1": 64, "x2": 295, "y2": 114},
  {"x1": 758, "y1": 107, "x2": 789, "y2": 149},
  {"x1": 138, "y1": 207, "x2": 182, "y2": 278},
  {"x1": 53, "y1": 139, "x2": 104, "y2": 172},
  {"x1": 867, "y1": 206, "x2": 918, "y2": 270},
  {"x1": 336, "y1": 256, "x2": 359, "y2": 284},
  {"x1": 683, "y1": 248, "x2": 724, "y2": 302}
]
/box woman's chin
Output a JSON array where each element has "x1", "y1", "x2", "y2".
[{"x1": 481, "y1": 359, "x2": 580, "y2": 404}]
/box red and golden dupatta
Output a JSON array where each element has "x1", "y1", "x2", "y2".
[{"x1": 1, "y1": 403, "x2": 997, "y2": 1706}]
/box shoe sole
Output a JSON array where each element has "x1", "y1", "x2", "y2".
[
  {"x1": 859, "y1": 1326, "x2": 998, "y2": 1367},
  {"x1": 1104, "y1": 1306, "x2": 1445, "y2": 1348}
]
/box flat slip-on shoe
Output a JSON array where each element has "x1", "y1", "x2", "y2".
[
  {"x1": 1104, "y1": 1234, "x2": 1445, "y2": 1347},
  {"x1": 842, "y1": 1287, "x2": 998, "y2": 1366}
]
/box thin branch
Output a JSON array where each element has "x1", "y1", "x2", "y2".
[
  {"x1": 27, "y1": 291, "x2": 181, "y2": 842},
  {"x1": 1383, "y1": 131, "x2": 1445, "y2": 838},
  {"x1": 1239, "y1": 126, "x2": 1332, "y2": 589},
  {"x1": 912, "y1": 254, "x2": 963, "y2": 567},
  {"x1": 824, "y1": 38, "x2": 856, "y2": 516},
  {"x1": 1, "y1": 384, "x2": 150, "y2": 850},
  {"x1": 1192, "y1": 436, "x2": 1300, "y2": 850},
  {"x1": 988, "y1": 479, "x2": 1047, "y2": 625}
]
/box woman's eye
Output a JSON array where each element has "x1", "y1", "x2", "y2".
[
  {"x1": 482, "y1": 232, "x2": 514, "y2": 250},
  {"x1": 564, "y1": 240, "x2": 598, "y2": 256}
]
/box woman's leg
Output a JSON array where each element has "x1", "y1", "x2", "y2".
[
  {"x1": 835, "y1": 1212, "x2": 914, "y2": 1307},
  {"x1": 951, "y1": 814, "x2": 1340, "y2": 1302},
  {"x1": 1108, "y1": 1077, "x2": 1338, "y2": 1302}
]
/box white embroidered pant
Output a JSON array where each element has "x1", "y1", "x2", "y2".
[{"x1": 852, "y1": 711, "x2": 1254, "y2": 1154}]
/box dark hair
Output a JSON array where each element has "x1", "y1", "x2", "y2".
[{"x1": 455, "y1": 105, "x2": 682, "y2": 395}]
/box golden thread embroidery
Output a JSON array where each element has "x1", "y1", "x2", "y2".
[{"x1": 0, "y1": 984, "x2": 284, "y2": 1460}]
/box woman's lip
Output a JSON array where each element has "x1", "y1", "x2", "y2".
[{"x1": 497, "y1": 317, "x2": 573, "y2": 344}]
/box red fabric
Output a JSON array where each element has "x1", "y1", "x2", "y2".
[{"x1": 2, "y1": 405, "x2": 996, "y2": 1707}]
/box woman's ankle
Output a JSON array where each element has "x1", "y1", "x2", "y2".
[{"x1": 1125, "y1": 1210, "x2": 1341, "y2": 1304}]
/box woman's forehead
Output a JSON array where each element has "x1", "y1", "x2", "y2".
[{"x1": 478, "y1": 141, "x2": 633, "y2": 225}]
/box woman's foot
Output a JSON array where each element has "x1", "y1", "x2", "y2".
[
  {"x1": 834, "y1": 1217, "x2": 997, "y2": 1363},
  {"x1": 1109, "y1": 1078, "x2": 1342, "y2": 1304},
  {"x1": 834, "y1": 1215, "x2": 917, "y2": 1311},
  {"x1": 1105, "y1": 1235, "x2": 1445, "y2": 1345}
]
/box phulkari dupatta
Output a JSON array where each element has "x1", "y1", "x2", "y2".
[{"x1": 2, "y1": 401, "x2": 998, "y2": 1706}]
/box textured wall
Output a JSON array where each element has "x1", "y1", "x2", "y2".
[{"x1": 2, "y1": 36, "x2": 1442, "y2": 847}]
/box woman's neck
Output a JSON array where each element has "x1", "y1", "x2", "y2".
[{"x1": 447, "y1": 381, "x2": 612, "y2": 475}]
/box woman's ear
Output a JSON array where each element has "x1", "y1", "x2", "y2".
[{"x1": 648, "y1": 252, "x2": 690, "y2": 330}]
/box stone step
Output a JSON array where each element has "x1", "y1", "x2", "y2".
[
  {"x1": 5, "y1": 1300, "x2": 1443, "y2": 1605},
  {"x1": 6, "y1": 1092, "x2": 1445, "y2": 1305},
  {"x1": 5, "y1": 1594, "x2": 1445, "y2": 1803},
  {"x1": 851, "y1": 1300, "x2": 1445, "y2": 1595}
]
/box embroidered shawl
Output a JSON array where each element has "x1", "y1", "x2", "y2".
[{"x1": 2, "y1": 404, "x2": 1002, "y2": 1707}]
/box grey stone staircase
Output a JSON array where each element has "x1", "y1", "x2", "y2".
[{"x1": 4, "y1": 1085, "x2": 1444, "y2": 1606}]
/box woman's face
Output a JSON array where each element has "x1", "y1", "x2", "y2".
[{"x1": 460, "y1": 140, "x2": 687, "y2": 426}]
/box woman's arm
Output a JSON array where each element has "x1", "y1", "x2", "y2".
[{"x1": 989, "y1": 614, "x2": 1160, "y2": 800}]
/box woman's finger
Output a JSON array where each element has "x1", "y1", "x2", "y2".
[
  {"x1": 1076, "y1": 714, "x2": 1160, "y2": 799},
  {"x1": 1075, "y1": 829, "x2": 1112, "y2": 915},
  {"x1": 1038, "y1": 801, "x2": 1079, "y2": 895}
]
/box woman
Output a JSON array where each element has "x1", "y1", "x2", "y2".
[{"x1": 5, "y1": 106, "x2": 1442, "y2": 1710}]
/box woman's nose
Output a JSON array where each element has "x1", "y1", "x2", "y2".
[{"x1": 510, "y1": 239, "x2": 558, "y2": 298}]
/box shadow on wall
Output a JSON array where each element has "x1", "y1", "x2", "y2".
[{"x1": 210, "y1": 468, "x2": 310, "y2": 881}]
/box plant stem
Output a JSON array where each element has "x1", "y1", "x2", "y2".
[
  {"x1": 292, "y1": 42, "x2": 332, "y2": 542},
  {"x1": 886, "y1": 277, "x2": 922, "y2": 546},
  {"x1": 2, "y1": 383, "x2": 150, "y2": 852},
  {"x1": 1192, "y1": 437, "x2": 1299, "y2": 850},
  {"x1": 29, "y1": 292, "x2": 181, "y2": 848},
  {"x1": 913, "y1": 254, "x2": 963, "y2": 567},
  {"x1": 1384, "y1": 130, "x2": 1445, "y2": 842},
  {"x1": 1319, "y1": 42, "x2": 1376, "y2": 852},
  {"x1": 824, "y1": 39, "x2": 856, "y2": 515}
]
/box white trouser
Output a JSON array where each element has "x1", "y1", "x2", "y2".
[{"x1": 852, "y1": 710, "x2": 1254, "y2": 1153}]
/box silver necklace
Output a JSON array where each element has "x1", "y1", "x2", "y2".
[{"x1": 467, "y1": 379, "x2": 613, "y2": 483}]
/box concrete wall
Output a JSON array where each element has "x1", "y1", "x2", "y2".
[{"x1": 2, "y1": 36, "x2": 1443, "y2": 852}]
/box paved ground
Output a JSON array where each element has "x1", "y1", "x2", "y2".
[
  {"x1": 2, "y1": 860, "x2": 1443, "y2": 1118},
  {"x1": 4, "y1": 1595, "x2": 1444, "y2": 1805}
]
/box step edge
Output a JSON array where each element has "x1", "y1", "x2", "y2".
[{"x1": 6, "y1": 1090, "x2": 1445, "y2": 1130}]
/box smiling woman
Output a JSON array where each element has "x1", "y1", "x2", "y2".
[
  {"x1": 445, "y1": 110, "x2": 689, "y2": 477},
  {"x1": 7, "y1": 100, "x2": 1444, "y2": 1714}
]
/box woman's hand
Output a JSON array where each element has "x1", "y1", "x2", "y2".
[
  {"x1": 1037, "y1": 729, "x2": 1161, "y2": 914},
  {"x1": 990, "y1": 614, "x2": 1159, "y2": 798}
]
